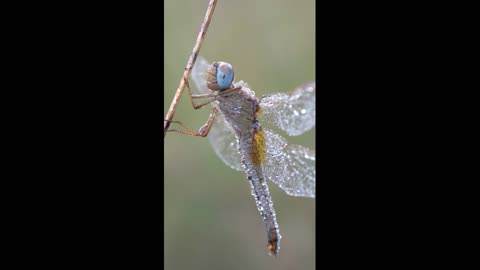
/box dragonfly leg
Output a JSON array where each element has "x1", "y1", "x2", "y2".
[
  {"x1": 184, "y1": 75, "x2": 241, "y2": 109},
  {"x1": 219, "y1": 86, "x2": 241, "y2": 96},
  {"x1": 166, "y1": 107, "x2": 217, "y2": 137},
  {"x1": 189, "y1": 96, "x2": 217, "y2": 109},
  {"x1": 184, "y1": 75, "x2": 218, "y2": 109}
]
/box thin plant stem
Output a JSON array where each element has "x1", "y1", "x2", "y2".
[{"x1": 164, "y1": 0, "x2": 217, "y2": 138}]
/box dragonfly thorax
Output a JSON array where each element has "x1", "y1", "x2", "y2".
[{"x1": 207, "y1": 61, "x2": 234, "y2": 91}]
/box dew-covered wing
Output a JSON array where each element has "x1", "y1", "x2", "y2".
[
  {"x1": 259, "y1": 81, "x2": 315, "y2": 136},
  {"x1": 191, "y1": 56, "x2": 211, "y2": 95},
  {"x1": 263, "y1": 128, "x2": 315, "y2": 198},
  {"x1": 207, "y1": 111, "x2": 243, "y2": 171}
]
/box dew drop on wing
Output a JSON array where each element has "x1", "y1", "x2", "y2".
[
  {"x1": 263, "y1": 129, "x2": 315, "y2": 198},
  {"x1": 259, "y1": 81, "x2": 315, "y2": 136}
]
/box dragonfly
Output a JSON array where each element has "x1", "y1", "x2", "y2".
[{"x1": 167, "y1": 56, "x2": 315, "y2": 256}]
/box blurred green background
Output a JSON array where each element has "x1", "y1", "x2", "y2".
[{"x1": 164, "y1": 0, "x2": 315, "y2": 269}]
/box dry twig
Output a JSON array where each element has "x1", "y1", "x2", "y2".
[{"x1": 164, "y1": 0, "x2": 218, "y2": 138}]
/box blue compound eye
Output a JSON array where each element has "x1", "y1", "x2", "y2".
[{"x1": 216, "y1": 62, "x2": 234, "y2": 90}]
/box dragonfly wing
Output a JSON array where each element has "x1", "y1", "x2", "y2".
[
  {"x1": 208, "y1": 112, "x2": 243, "y2": 171},
  {"x1": 263, "y1": 128, "x2": 315, "y2": 198},
  {"x1": 259, "y1": 81, "x2": 315, "y2": 136},
  {"x1": 191, "y1": 56, "x2": 211, "y2": 95}
]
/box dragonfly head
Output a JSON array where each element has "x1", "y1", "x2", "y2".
[{"x1": 207, "y1": 61, "x2": 234, "y2": 91}]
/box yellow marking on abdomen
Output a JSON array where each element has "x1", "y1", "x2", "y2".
[{"x1": 252, "y1": 128, "x2": 266, "y2": 166}]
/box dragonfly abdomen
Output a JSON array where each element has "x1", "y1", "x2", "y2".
[
  {"x1": 239, "y1": 135, "x2": 281, "y2": 256},
  {"x1": 218, "y1": 85, "x2": 280, "y2": 255}
]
